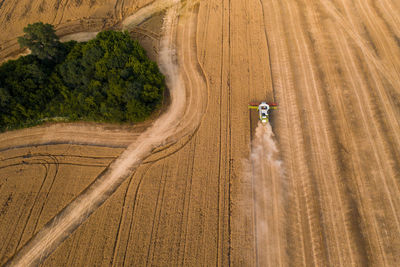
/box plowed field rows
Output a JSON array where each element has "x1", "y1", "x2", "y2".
[
  {"x1": 0, "y1": 0, "x2": 399, "y2": 266},
  {"x1": 0, "y1": 145, "x2": 122, "y2": 265}
]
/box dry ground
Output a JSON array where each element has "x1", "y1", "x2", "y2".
[
  {"x1": 0, "y1": 144, "x2": 123, "y2": 265},
  {"x1": 1, "y1": 0, "x2": 400, "y2": 266},
  {"x1": 0, "y1": 0, "x2": 155, "y2": 62}
]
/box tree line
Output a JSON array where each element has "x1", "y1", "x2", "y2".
[{"x1": 0, "y1": 22, "x2": 165, "y2": 131}]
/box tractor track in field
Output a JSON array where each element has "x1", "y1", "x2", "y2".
[
  {"x1": 215, "y1": 0, "x2": 226, "y2": 264},
  {"x1": 336, "y1": 29, "x2": 399, "y2": 265},
  {"x1": 289, "y1": 1, "x2": 353, "y2": 265},
  {"x1": 332, "y1": 27, "x2": 387, "y2": 266},
  {"x1": 264, "y1": 1, "x2": 307, "y2": 265},
  {"x1": 303, "y1": 3, "x2": 371, "y2": 265},
  {"x1": 13, "y1": 159, "x2": 54, "y2": 251},
  {"x1": 4, "y1": 2, "x2": 210, "y2": 266},
  {"x1": 275, "y1": 1, "x2": 326, "y2": 265},
  {"x1": 1, "y1": 0, "x2": 400, "y2": 266}
]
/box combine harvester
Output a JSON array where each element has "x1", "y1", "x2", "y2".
[{"x1": 248, "y1": 101, "x2": 278, "y2": 124}]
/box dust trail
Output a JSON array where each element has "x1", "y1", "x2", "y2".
[
  {"x1": 5, "y1": 4, "x2": 187, "y2": 267},
  {"x1": 244, "y1": 122, "x2": 287, "y2": 267}
]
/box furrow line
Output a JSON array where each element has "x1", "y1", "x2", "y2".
[
  {"x1": 109, "y1": 172, "x2": 135, "y2": 266},
  {"x1": 120, "y1": 165, "x2": 153, "y2": 266},
  {"x1": 282, "y1": 1, "x2": 331, "y2": 265},
  {"x1": 335, "y1": 28, "x2": 393, "y2": 266},
  {"x1": 177, "y1": 136, "x2": 197, "y2": 266},
  {"x1": 32, "y1": 155, "x2": 60, "y2": 234},
  {"x1": 376, "y1": 0, "x2": 400, "y2": 38},
  {"x1": 368, "y1": 0, "x2": 400, "y2": 45},
  {"x1": 267, "y1": 1, "x2": 309, "y2": 265},
  {"x1": 14, "y1": 161, "x2": 50, "y2": 251},
  {"x1": 286, "y1": 2, "x2": 344, "y2": 264},
  {"x1": 216, "y1": 0, "x2": 224, "y2": 264},
  {"x1": 320, "y1": 0, "x2": 400, "y2": 87},
  {"x1": 328, "y1": 25, "x2": 379, "y2": 266},
  {"x1": 298, "y1": 2, "x2": 361, "y2": 265}
]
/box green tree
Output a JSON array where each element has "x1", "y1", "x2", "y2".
[
  {"x1": 0, "y1": 27, "x2": 165, "y2": 131},
  {"x1": 18, "y1": 22, "x2": 60, "y2": 60}
]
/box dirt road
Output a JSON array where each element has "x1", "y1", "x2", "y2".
[
  {"x1": 5, "y1": 2, "x2": 208, "y2": 265},
  {"x1": 1, "y1": 0, "x2": 400, "y2": 266}
]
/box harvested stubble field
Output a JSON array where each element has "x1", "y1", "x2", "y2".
[{"x1": 1, "y1": 0, "x2": 400, "y2": 266}]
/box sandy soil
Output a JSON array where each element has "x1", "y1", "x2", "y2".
[{"x1": 1, "y1": 0, "x2": 400, "y2": 266}]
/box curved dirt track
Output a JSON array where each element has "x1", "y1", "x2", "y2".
[
  {"x1": 4, "y1": 1, "x2": 208, "y2": 266},
  {"x1": 1, "y1": 0, "x2": 400, "y2": 266}
]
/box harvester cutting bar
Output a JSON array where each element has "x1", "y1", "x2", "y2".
[{"x1": 249, "y1": 102, "x2": 260, "y2": 106}]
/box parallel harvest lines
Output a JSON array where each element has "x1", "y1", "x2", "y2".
[
  {"x1": 334, "y1": 27, "x2": 398, "y2": 266},
  {"x1": 266, "y1": 1, "x2": 315, "y2": 266},
  {"x1": 301, "y1": 3, "x2": 370, "y2": 266},
  {"x1": 286, "y1": 2, "x2": 343, "y2": 266}
]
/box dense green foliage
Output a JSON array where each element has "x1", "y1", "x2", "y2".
[
  {"x1": 18, "y1": 22, "x2": 62, "y2": 61},
  {"x1": 0, "y1": 25, "x2": 165, "y2": 131}
]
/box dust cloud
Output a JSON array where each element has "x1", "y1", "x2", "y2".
[{"x1": 244, "y1": 122, "x2": 287, "y2": 267}]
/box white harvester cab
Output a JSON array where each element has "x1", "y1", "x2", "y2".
[
  {"x1": 258, "y1": 102, "x2": 270, "y2": 124},
  {"x1": 248, "y1": 101, "x2": 277, "y2": 124}
]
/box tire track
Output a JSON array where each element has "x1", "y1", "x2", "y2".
[
  {"x1": 57, "y1": 0, "x2": 70, "y2": 25},
  {"x1": 247, "y1": 0, "x2": 286, "y2": 265},
  {"x1": 31, "y1": 156, "x2": 59, "y2": 234},
  {"x1": 178, "y1": 5, "x2": 215, "y2": 265},
  {"x1": 334, "y1": 28, "x2": 396, "y2": 266},
  {"x1": 265, "y1": 1, "x2": 309, "y2": 266},
  {"x1": 1, "y1": 154, "x2": 116, "y2": 161},
  {"x1": 374, "y1": 0, "x2": 400, "y2": 39},
  {"x1": 348, "y1": 40, "x2": 400, "y2": 235},
  {"x1": 227, "y1": 0, "x2": 232, "y2": 264},
  {"x1": 284, "y1": 2, "x2": 343, "y2": 265},
  {"x1": 0, "y1": 162, "x2": 109, "y2": 170},
  {"x1": 301, "y1": 3, "x2": 373, "y2": 266},
  {"x1": 114, "y1": 0, "x2": 122, "y2": 20},
  {"x1": 5, "y1": 2, "x2": 208, "y2": 265},
  {"x1": 177, "y1": 137, "x2": 196, "y2": 266},
  {"x1": 352, "y1": 0, "x2": 400, "y2": 152},
  {"x1": 257, "y1": 1, "x2": 285, "y2": 266},
  {"x1": 130, "y1": 26, "x2": 160, "y2": 40},
  {"x1": 0, "y1": 0, "x2": 17, "y2": 23},
  {"x1": 319, "y1": 0, "x2": 400, "y2": 87},
  {"x1": 215, "y1": 0, "x2": 226, "y2": 264},
  {"x1": 14, "y1": 160, "x2": 51, "y2": 251},
  {"x1": 330, "y1": 25, "x2": 387, "y2": 267},
  {"x1": 277, "y1": 1, "x2": 332, "y2": 266},
  {"x1": 368, "y1": 0, "x2": 400, "y2": 46},
  {"x1": 0, "y1": 198, "x2": 33, "y2": 264},
  {"x1": 117, "y1": 165, "x2": 152, "y2": 266},
  {"x1": 294, "y1": 2, "x2": 366, "y2": 266},
  {"x1": 108, "y1": 171, "x2": 134, "y2": 266},
  {"x1": 145, "y1": 162, "x2": 167, "y2": 266},
  {"x1": 0, "y1": 142, "x2": 126, "y2": 154}
]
